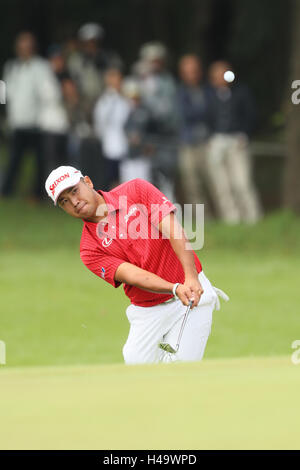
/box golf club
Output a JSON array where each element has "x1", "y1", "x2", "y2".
[{"x1": 159, "y1": 299, "x2": 194, "y2": 354}]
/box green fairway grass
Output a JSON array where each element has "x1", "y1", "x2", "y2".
[
  {"x1": 0, "y1": 201, "x2": 299, "y2": 366},
  {"x1": 0, "y1": 356, "x2": 299, "y2": 450}
]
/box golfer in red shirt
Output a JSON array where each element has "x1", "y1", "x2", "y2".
[{"x1": 45, "y1": 166, "x2": 228, "y2": 364}]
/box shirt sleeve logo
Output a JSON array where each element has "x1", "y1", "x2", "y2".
[{"x1": 101, "y1": 267, "x2": 106, "y2": 279}]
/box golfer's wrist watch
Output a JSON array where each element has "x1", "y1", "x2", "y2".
[{"x1": 172, "y1": 283, "x2": 181, "y2": 299}]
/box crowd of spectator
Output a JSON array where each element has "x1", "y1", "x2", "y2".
[{"x1": 0, "y1": 24, "x2": 262, "y2": 223}]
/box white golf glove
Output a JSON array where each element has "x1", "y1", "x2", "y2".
[{"x1": 212, "y1": 286, "x2": 230, "y2": 311}]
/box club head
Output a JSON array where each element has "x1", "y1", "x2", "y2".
[{"x1": 158, "y1": 342, "x2": 177, "y2": 354}]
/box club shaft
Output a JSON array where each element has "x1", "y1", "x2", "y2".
[{"x1": 176, "y1": 300, "x2": 193, "y2": 350}]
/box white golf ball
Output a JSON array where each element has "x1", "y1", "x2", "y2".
[{"x1": 224, "y1": 70, "x2": 235, "y2": 83}]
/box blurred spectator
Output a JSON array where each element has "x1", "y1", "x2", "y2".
[
  {"x1": 138, "y1": 42, "x2": 179, "y2": 201},
  {"x1": 67, "y1": 23, "x2": 122, "y2": 120},
  {"x1": 48, "y1": 46, "x2": 92, "y2": 169},
  {"x1": 120, "y1": 78, "x2": 153, "y2": 183},
  {"x1": 65, "y1": 23, "x2": 122, "y2": 190},
  {"x1": 61, "y1": 77, "x2": 105, "y2": 190},
  {"x1": 61, "y1": 77, "x2": 89, "y2": 165},
  {"x1": 63, "y1": 35, "x2": 81, "y2": 75},
  {"x1": 177, "y1": 54, "x2": 211, "y2": 209},
  {"x1": 131, "y1": 59, "x2": 151, "y2": 82},
  {"x1": 48, "y1": 44, "x2": 70, "y2": 82},
  {"x1": 205, "y1": 60, "x2": 262, "y2": 223},
  {"x1": 1, "y1": 32, "x2": 67, "y2": 199},
  {"x1": 42, "y1": 45, "x2": 70, "y2": 178},
  {"x1": 93, "y1": 67, "x2": 131, "y2": 190}
]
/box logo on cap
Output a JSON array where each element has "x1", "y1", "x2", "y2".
[{"x1": 49, "y1": 173, "x2": 70, "y2": 196}]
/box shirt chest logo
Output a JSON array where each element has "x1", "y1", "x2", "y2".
[{"x1": 102, "y1": 237, "x2": 113, "y2": 248}]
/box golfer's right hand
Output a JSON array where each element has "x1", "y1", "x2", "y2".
[{"x1": 176, "y1": 281, "x2": 204, "y2": 308}]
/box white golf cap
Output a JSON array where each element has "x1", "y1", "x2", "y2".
[
  {"x1": 78, "y1": 23, "x2": 105, "y2": 41},
  {"x1": 45, "y1": 166, "x2": 83, "y2": 205},
  {"x1": 139, "y1": 42, "x2": 167, "y2": 61}
]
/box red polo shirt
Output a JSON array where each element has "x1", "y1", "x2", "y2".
[{"x1": 80, "y1": 179, "x2": 202, "y2": 306}]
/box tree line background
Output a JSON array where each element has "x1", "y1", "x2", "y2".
[{"x1": 0, "y1": 0, "x2": 299, "y2": 212}]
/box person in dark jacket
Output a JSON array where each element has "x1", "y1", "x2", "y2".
[
  {"x1": 120, "y1": 78, "x2": 153, "y2": 183},
  {"x1": 205, "y1": 60, "x2": 262, "y2": 223},
  {"x1": 177, "y1": 54, "x2": 211, "y2": 209},
  {"x1": 138, "y1": 42, "x2": 180, "y2": 201}
]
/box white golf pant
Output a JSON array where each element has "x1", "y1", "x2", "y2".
[{"x1": 122, "y1": 271, "x2": 226, "y2": 365}]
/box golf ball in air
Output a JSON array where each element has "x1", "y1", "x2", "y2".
[{"x1": 224, "y1": 70, "x2": 235, "y2": 83}]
